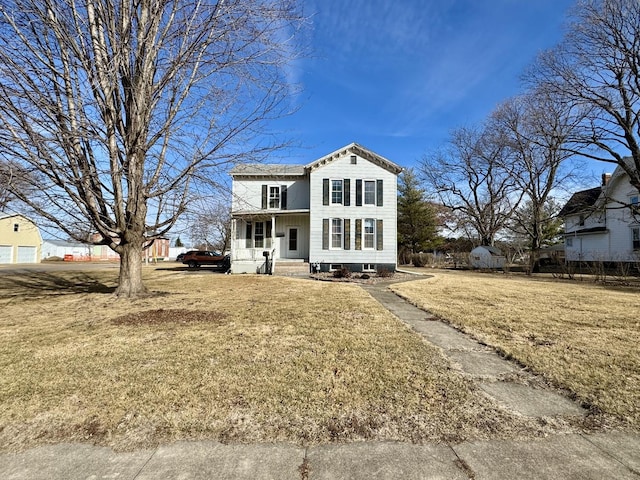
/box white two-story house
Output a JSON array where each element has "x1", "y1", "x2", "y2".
[
  {"x1": 230, "y1": 143, "x2": 402, "y2": 274},
  {"x1": 560, "y1": 158, "x2": 640, "y2": 263}
]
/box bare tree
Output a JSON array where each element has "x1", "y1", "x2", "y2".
[
  {"x1": 529, "y1": 0, "x2": 640, "y2": 191},
  {"x1": 491, "y1": 91, "x2": 583, "y2": 272},
  {"x1": 0, "y1": 0, "x2": 304, "y2": 296},
  {"x1": 187, "y1": 199, "x2": 232, "y2": 253},
  {"x1": 421, "y1": 125, "x2": 523, "y2": 246},
  {"x1": 0, "y1": 161, "x2": 37, "y2": 211}
]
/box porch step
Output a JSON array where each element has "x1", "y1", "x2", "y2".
[{"x1": 274, "y1": 262, "x2": 310, "y2": 277}]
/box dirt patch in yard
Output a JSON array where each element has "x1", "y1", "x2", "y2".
[
  {"x1": 309, "y1": 271, "x2": 419, "y2": 284},
  {"x1": 112, "y1": 309, "x2": 228, "y2": 326}
]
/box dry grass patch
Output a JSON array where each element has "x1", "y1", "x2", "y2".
[
  {"x1": 391, "y1": 270, "x2": 640, "y2": 429},
  {"x1": 0, "y1": 267, "x2": 566, "y2": 451}
]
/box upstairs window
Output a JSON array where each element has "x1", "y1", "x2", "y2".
[
  {"x1": 331, "y1": 180, "x2": 343, "y2": 204},
  {"x1": 13, "y1": 223, "x2": 19, "y2": 232},
  {"x1": 364, "y1": 181, "x2": 376, "y2": 205},
  {"x1": 268, "y1": 186, "x2": 280, "y2": 209}
]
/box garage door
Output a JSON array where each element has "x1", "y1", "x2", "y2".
[
  {"x1": 17, "y1": 246, "x2": 37, "y2": 263},
  {"x1": 0, "y1": 245, "x2": 12, "y2": 264}
]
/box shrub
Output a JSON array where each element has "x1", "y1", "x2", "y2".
[
  {"x1": 411, "y1": 253, "x2": 429, "y2": 267},
  {"x1": 376, "y1": 268, "x2": 393, "y2": 278},
  {"x1": 333, "y1": 267, "x2": 352, "y2": 279}
]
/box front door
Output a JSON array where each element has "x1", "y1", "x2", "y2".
[{"x1": 287, "y1": 227, "x2": 299, "y2": 257}]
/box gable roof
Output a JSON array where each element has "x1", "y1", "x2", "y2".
[
  {"x1": 559, "y1": 187, "x2": 602, "y2": 217},
  {"x1": 472, "y1": 245, "x2": 504, "y2": 256},
  {"x1": 305, "y1": 142, "x2": 402, "y2": 175},
  {"x1": 0, "y1": 212, "x2": 38, "y2": 224},
  {"x1": 229, "y1": 143, "x2": 402, "y2": 178}
]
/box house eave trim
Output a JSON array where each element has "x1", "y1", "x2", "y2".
[
  {"x1": 232, "y1": 209, "x2": 310, "y2": 219},
  {"x1": 564, "y1": 227, "x2": 608, "y2": 236}
]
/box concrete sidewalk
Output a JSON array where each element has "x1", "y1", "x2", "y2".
[
  {"x1": 2, "y1": 433, "x2": 639, "y2": 479},
  {"x1": 2, "y1": 277, "x2": 639, "y2": 479}
]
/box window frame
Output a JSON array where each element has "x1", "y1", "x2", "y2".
[
  {"x1": 254, "y1": 221, "x2": 264, "y2": 248},
  {"x1": 331, "y1": 218, "x2": 343, "y2": 249},
  {"x1": 363, "y1": 180, "x2": 376, "y2": 205},
  {"x1": 268, "y1": 185, "x2": 281, "y2": 209},
  {"x1": 331, "y1": 179, "x2": 343, "y2": 205},
  {"x1": 363, "y1": 218, "x2": 375, "y2": 249},
  {"x1": 631, "y1": 195, "x2": 640, "y2": 215},
  {"x1": 362, "y1": 263, "x2": 376, "y2": 272}
]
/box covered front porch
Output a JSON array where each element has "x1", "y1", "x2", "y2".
[{"x1": 230, "y1": 211, "x2": 310, "y2": 274}]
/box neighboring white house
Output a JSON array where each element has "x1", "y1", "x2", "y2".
[
  {"x1": 42, "y1": 239, "x2": 92, "y2": 261},
  {"x1": 560, "y1": 160, "x2": 640, "y2": 263},
  {"x1": 470, "y1": 245, "x2": 506, "y2": 269},
  {"x1": 0, "y1": 213, "x2": 42, "y2": 264},
  {"x1": 230, "y1": 143, "x2": 402, "y2": 274}
]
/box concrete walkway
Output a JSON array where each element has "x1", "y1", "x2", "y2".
[
  {"x1": 361, "y1": 281, "x2": 586, "y2": 419},
  {"x1": 2, "y1": 277, "x2": 639, "y2": 479}
]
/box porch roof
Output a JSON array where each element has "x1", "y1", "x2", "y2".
[{"x1": 231, "y1": 209, "x2": 310, "y2": 219}]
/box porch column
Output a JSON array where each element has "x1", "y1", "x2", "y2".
[
  {"x1": 271, "y1": 215, "x2": 276, "y2": 255},
  {"x1": 230, "y1": 217, "x2": 237, "y2": 260}
]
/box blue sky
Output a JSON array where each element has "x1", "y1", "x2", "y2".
[{"x1": 275, "y1": 0, "x2": 578, "y2": 171}]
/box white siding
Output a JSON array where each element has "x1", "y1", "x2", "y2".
[
  {"x1": 308, "y1": 153, "x2": 398, "y2": 267},
  {"x1": 564, "y1": 169, "x2": 640, "y2": 262},
  {"x1": 565, "y1": 234, "x2": 610, "y2": 261},
  {"x1": 604, "y1": 175, "x2": 639, "y2": 261},
  {"x1": 232, "y1": 177, "x2": 309, "y2": 213}
]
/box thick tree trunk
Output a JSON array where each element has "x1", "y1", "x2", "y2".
[{"x1": 115, "y1": 241, "x2": 148, "y2": 297}]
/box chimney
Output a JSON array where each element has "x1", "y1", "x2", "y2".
[{"x1": 602, "y1": 173, "x2": 611, "y2": 186}]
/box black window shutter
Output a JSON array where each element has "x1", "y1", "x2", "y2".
[
  {"x1": 322, "y1": 219, "x2": 329, "y2": 249},
  {"x1": 376, "y1": 180, "x2": 383, "y2": 207},
  {"x1": 261, "y1": 185, "x2": 267, "y2": 209},
  {"x1": 376, "y1": 219, "x2": 383, "y2": 250},
  {"x1": 323, "y1": 179, "x2": 329, "y2": 205},
  {"x1": 281, "y1": 185, "x2": 287, "y2": 210},
  {"x1": 246, "y1": 223, "x2": 252, "y2": 248},
  {"x1": 355, "y1": 219, "x2": 362, "y2": 250},
  {"x1": 356, "y1": 180, "x2": 362, "y2": 206},
  {"x1": 344, "y1": 219, "x2": 350, "y2": 250},
  {"x1": 266, "y1": 220, "x2": 272, "y2": 238},
  {"x1": 344, "y1": 179, "x2": 350, "y2": 206}
]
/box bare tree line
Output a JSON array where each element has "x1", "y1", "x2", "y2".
[{"x1": 421, "y1": 0, "x2": 640, "y2": 271}]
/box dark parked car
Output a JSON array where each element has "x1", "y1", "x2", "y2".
[
  {"x1": 182, "y1": 250, "x2": 230, "y2": 269},
  {"x1": 176, "y1": 251, "x2": 195, "y2": 262}
]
